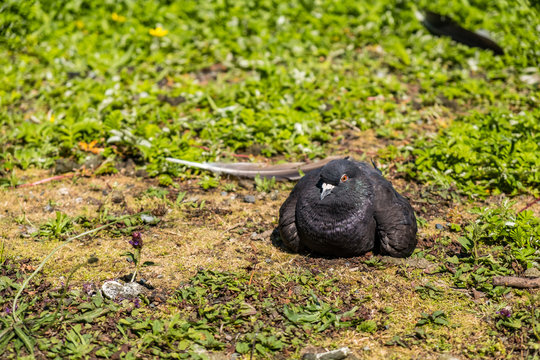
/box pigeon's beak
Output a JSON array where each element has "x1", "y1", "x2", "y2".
[{"x1": 320, "y1": 183, "x2": 335, "y2": 200}]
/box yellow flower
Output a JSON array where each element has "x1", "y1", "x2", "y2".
[
  {"x1": 111, "y1": 12, "x2": 126, "y2": 23},
  {"x1": 149, "y1": 26, "x2": 168, "y2": 37},
  {"x1": 75, "y1": 20, "x2": 84, "y2": 29},
  {"x1": 79, "y1": 140, "x2": 103, "y2": 154},
  {"x1": 49, "y1": 114, "x2": 55, "y2": 123}
]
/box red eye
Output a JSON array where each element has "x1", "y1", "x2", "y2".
[{"x1": 340, "y1": 174, "x2": 348, "y2": 182}]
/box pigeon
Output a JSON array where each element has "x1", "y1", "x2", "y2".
[{"x1": 278, "y1": 158, "x2": 417, "y2": 258}]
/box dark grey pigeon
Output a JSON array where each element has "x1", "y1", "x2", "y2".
[{"x1": 278, "y1": 158, "x2": 417, "y2": 258}]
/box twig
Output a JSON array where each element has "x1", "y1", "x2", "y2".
[
  {"x1": 12, "y1": 213, "x2": 144, "y2": 322},
  {"x1": 341, "y1": 119, "x2": 361, "y2": 132},
  {"x1": 16, "y1": 173, "x2": 76, "y2": 188},
  {"x1": 248, "y1": 267, "x2": 256, "y2": 286},
  {"x1": 518, "y1": 197, "x2": 540, "y2": 213},
  {"x1": 224, "y1": 223, "x2": 243, "y2": 234},
  {"x1": 493, "y1": 276, "x2": 540, "y2": 288}
]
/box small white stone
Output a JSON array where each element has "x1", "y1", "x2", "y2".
[{"x1": 101, "y1": 280, "x2": 146, "y2": 300}]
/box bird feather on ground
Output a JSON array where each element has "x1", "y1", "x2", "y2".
[{"x1": 165, "y1": 156, "x2": 342, "y2": 180}]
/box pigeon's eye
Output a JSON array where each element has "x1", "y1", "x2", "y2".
[{"x1": 340, "y1": 174, "x2": 349, "y2": 183}]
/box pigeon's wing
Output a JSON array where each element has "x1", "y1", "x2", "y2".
[
  {"x1": 278, "y1": 168, "x2": 321, "y2": 252},
  {"x1": 357, "y1": 164, "x2": 417, "y2": 257}
]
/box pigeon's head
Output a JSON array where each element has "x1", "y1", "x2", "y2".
[{"x1": 318, "y1": 158, "x2": 362, "y2": 201}]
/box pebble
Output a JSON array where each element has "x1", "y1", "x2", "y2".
[
  {"x1": 250, "y1": 229, "x2": 273, "y2": 241},
  {"x1": 111, "y1": 191, "x2": 124, "y2": 203},
  {"x1": 135, "y1": 169, "x2": 149, "y2": 178},
  {"x1": 302, "y1": 347, "x2": 351, "y2": 360},
  {"x1": 238, "y1": 179, "x2": 253, "y2": 189},
  {"x1": 523, "y1": 267, "x2": 540, "y2": 278},
  {"x1": 220, "y1": 191, "x2": 228, "y2": 197},
  {"x1": 44, "y1": 204, "x2": 54, "y2": 212},
  {"x1": 20, "y1": 225, "x2": 38, "y2": 238},
  {"x1": 83, "y1": 155, "x2": 103, "y2": 170},
  {"x1": 141, "y1": 214, "x2": 158, "y2": 224},
  {"x1": 101, "y1": 281, "x2": 146, "y2": 300},
  {"x1": 58, "y1": 187, "x2": 69, "y2": 196},
  {"x1": 54, "y1": 159, "x2": 79, "y2": 174},
  {"x1": 157, "y1": 274, "x2": 164, "y2": 279},
  {"x1": 438, "y1": 355, "x2": 460, "y2": 360},
  {"x1": 75, "y1": 197, "x2": 83, "y2": 204},
  {"x1": 243, "y1": 195, "x2": 256, "y2": 203},
  {"x1": 435, "y1": 223, "x2": 444, "y2": 230}
]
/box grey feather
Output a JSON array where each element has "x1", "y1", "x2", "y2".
[{"x1": 165, "y1": 156, "x2": 342, "y2": 181}]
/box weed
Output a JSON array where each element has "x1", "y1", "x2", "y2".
[
  {"x1": 175, "y1": 190, "x2": 187, "y2": 205},
  {"x1": 222, "y1": 183, "x2": 237, "y2": 193},
  {"x1": 38, "y1": 212, "x2": 73, "y2": 240},
  {"x1": 459, "y1": 201, "x2": 539, "y2": 269},
  {"x1": 410, "y1": 109, "x2": 540, "y2": 197},
  {"x1": 122, "y1": 231, "x2": 148, "y2": 282},
  {"x1": 0, "y1": 170, "x2": 21, "y2": 188},
  {"x1": 0, "y1": 240, "x2": 6, "y2": 266},
  {"x1": 158, "y1": 174, "x2": 173, "y2": 186},
  {"x1": 415, "y1": 283, "x2": 444, "y2": 300},
  {"x1": 199, "y1": 175, "x2": 219, "y2": 190},
  {"x1": 255, "y1": 174, "x2": 277, "y2": 193},
  {"x1": 144, "y1": 187, "x2": 169, "y2": 199},
  {"x1": 416, "y1": 311, "x2": 449, "y2": 327},
  {"x1": 494, "y1": 294, "x2": 540, "y2": 354}
]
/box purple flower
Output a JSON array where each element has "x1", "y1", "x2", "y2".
[
  {"x1": 497, "y1": 308, "x2": 512, "y2": 318},
  {"x1": 129, "y1": 232, "x2": 143, "y2": 249},
  {"x1": 133, "y1": 298, "x2": 141, "y2": 308},
  {"x1": 5, "y1": 306, "x2": 12, "y2": 314},
  {"x1": 82, "y1": 282, "x2": 93, "y2": 295}
]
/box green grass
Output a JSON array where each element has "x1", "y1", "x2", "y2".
[
  {"x1": 410, "y1": 109, "x2": 540, "y2": 197},
  {"x1": 1, "y1": 0, "x2": 539, "y2": 188}
]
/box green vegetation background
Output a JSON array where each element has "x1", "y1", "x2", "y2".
[{"x1": 1, "y1": 0, "x2": 538, "y2": 196}]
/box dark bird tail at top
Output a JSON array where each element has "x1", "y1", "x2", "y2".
[{"x1": 419, "y1": 10, "x2": 504, "y2": 55}]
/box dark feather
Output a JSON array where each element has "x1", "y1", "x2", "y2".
[
  {"x1": 165, "y1": 156, "x2": 342, "y2": 180},
  {"x1": 420, "y1": 10, "x2": 504, "y2": 55}
]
